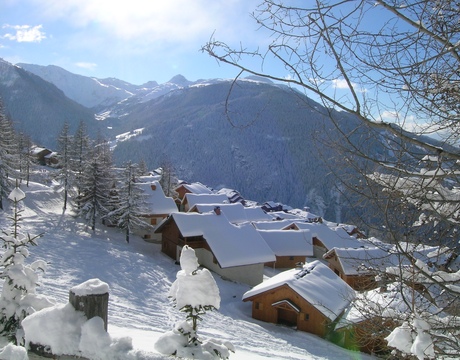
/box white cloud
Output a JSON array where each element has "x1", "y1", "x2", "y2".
[
  {"x1": 75, "y1": 62, "x2": 97, "y2": 71},
  {"x1": 332, "y1": 78, "x2": 367, "y2": 93},
  {"x1": 32, "y1": 0, "x2": 258, "y2": 45},
  {"x1": 2, "y1": 24, "x2": 46, "y2": 43}
]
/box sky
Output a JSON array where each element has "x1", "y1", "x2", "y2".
[{"x1": 0, "y1": 0, "x2": 273, "y2": 85}]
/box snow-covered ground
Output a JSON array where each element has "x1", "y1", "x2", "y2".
[{"x1": 1, "y1": 181, "x2": 375, "y2": 359}]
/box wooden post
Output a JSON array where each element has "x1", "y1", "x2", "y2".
[{"x1": 69, "y1": 279, "x2": 110, "y2": 331}]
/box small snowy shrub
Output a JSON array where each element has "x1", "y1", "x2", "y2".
[
  {"x1": 155, "y1": 245, "x2": 234, "y2": 359},
  {"x1": 0, "y1": 186, "x2": 53, "y2": 344}
]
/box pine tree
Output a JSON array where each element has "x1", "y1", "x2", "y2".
[
  {"x1": 105, "y1": 162, "x2": 150, "y2": 243},
  {"x1": 159, "y1": 159, "x2": 178, "y2": 197},
  {"x1": 76, "y1": 146, "x2": 114, "y2": 231},
  {"x1": 71, "y1": 121, "x2": 91, "y2": 210},
  {"x1": 0, "y1": 184, "x2": 51, "y2": 344},
  {"x1": 0, "y1": 100, "x2": 19, "y2": 210},
  {"x1": 16, "y1": 133, "x2": 33, "y2": 187},
  {"x1": 56, "y1": 122, "x2": 73, "y2": 210}
]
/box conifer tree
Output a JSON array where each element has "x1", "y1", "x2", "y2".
[
  {"x1": 76, "y1": 146, "x2": 114, "y2": 231},
  {"x1": 0, "y1": 100, "x2": 19, "y2": 210},
  {"x1": 105, "y1": 162, "x2": 150, "y2": 243},
  {"x1": 56, "y1": 122, "x2": 73, "y2": 210},
  {"x1": 159, "y1": 159, "x2": 178, "y2": 197},
  {"x1": 71, "y1": 121, "x2": 91, "y2": 209},
  {"x1": 16, "y1": 133, "x2": 33, "y2": 187},
  {"x1": 0, "y1": 185, "x2": 51, "y2": 344}
]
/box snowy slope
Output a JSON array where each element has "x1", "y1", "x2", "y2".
[{"x1": 0, "y1": 181, "x2": 375, "y2": 359}]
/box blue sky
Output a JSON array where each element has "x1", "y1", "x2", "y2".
[{"x1": 0, "y1": 0, "x2": 275, "y2": 85}]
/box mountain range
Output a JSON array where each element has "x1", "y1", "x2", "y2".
[{"x1": 0, "y1": 59, "x2": 402, "y2": 223}]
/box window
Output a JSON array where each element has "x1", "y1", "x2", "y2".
[
  {"x1": 150, "y1": 218, "x2": 157, "y2": 225},
  {"x1": 304, "y1": 313, "x2": 310, "y2": 321},
  {"x1": 255, "y1": 302, "x2": 263, "y2": 310}
]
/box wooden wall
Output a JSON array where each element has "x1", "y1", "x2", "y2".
[{"x1": 246, "y1": 284, "x2": 331, "y2": 337}]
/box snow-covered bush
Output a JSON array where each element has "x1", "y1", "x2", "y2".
[
  {"x1": 386, "y1": 315, "x2": 435, "y2": 360},
  {"x1": 155, "y1": 245, "x2": 234, "y2": 359},
  {"x1": 0, "y1": 186, "x2": 53, "y2": 344}
]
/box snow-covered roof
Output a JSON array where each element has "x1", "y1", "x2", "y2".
[
  {"x1": 175, "y1": 182, "x2": 213, "y2": 195},
  {"x1": 257, "y1": 229, "x2": 313, "y2": 257},
  {"x1": 183, "y1": 193, "x2": 228, "y2": 208},
  {"x1": 243, "y1": 207, "x2": 273, "y2": 222},
  {"x1": 243, "y1": 261, "x2": 355, "y2": 321},
  {"x1": 190, "y1": 203, "x2": 248, "y2": 224},
  {"x1": 268, "y1": 211, "x2": 302, "y2": 220},
  {"x1": 294, "y1": 222, "x2": 365, "y2": 249},
  {"x1": 167, "y1": 212, "x2": 276, "y2": 268},
  {"x1": 137, "y1": 181, "x2": 177, "y2": 215},
  {"x1": 323, "y1": 247, "x2": 397, "y2": 275},
  {"x1": 252, "y1": 219, "x2": 297, "y2": 230}
]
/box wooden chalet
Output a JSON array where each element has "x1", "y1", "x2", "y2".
[
  {"x1": 293, "y1": 222, "x2": 365, "y2": 259},
  {"x1": 243, "y1": 261, "x2": 355, "y2": 337},
  {"x1": 256, "y1": 229, "x2": 314, "y2": 268},
  {"x1": 174, "y1": 182, "x2": 213, "y2": 201},
  {"x1": 155, "y1": 210, "x2": 276, "y2": 286},
  {"x1": 31, "y1": 147, "x2": 52, "y2": 165},
  {"x1": 181, "y1": 193, "x2": 228, "y2": 212},
  {"x1": 136, "y1": 179, "x2": 178, "y2": 242},
  {"x1": 323, "y1": 247, "x2": 395, "y2": 291}
]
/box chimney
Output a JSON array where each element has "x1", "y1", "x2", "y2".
[{"x1": 214, "y1": 206, "x2": 221, "y2": 215}]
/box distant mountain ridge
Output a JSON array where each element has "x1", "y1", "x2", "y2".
[
  {"x1": 0, "y1": 58, "x2": 429, "y2": 223},
  {"x1": 0, "y1": 59, "x2": 97, "y2": 146}
]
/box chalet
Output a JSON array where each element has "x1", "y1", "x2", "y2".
[
  {"x1": 31, "y1": 147, "x2": 52, "y2": 165},
  {"x1": 174, "y1": 182, "x2": 213, "y2": 201},
  {"x1": 216, "y1": 188, "x2": 245, "y2": 204},
  {"x1": 188, "y1": 203, "x2": 248, "y2": 224},
  {"x1": 293, "y1": 223, "x2": 365, "y2": 259},
  {"x1": 155, "y1": 210, "x2": 276, "y2": 286},
  {"x1": 261, "y1": 201, "x2": 285, "y2": 213},
  {"x1": 257, "y1": 229, "x2": 314, "y2": 268},
  {"x1": 323, "y1": 247, "x2": 396, "y2": 291},
  {"x1": 136, "y1": 180, "x2": 178, "y2": 242},
  {"x1": 181, "y1": 193, "x2": 228, "y2": 212},
  {"x1": 243, "y1": 261, "x2": 355, "y2": 337},
  {"x1": 44, "y1": 151, "x2": 59, "y2": 166}
]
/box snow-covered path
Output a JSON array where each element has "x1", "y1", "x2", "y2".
[{"x1": 2, "y1": 182, "x2": 375, "y2": 359}]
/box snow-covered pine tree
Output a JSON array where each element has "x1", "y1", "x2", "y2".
[
  {"x1": 0, "y1": 185, "x2": 53, "y2": 344},
  {"x1": 75, "y1": 145, "x2": 114, "y2": 232},
  {"x1": 16, "y1": 133, "x2": 33, "y2": 187},
  {"x1": 70, "y1": 121, "x2": 91, "y2": 210},
  {"x1": 155, "y1": 245, "x2": 234, "y2": 359},
  {"x1": 0, "y1": 101, "x2": 19, "y2": 210},
  {"x1": 159, "y1": 159, "x2": 178, "y2": 198},
  {"x1": 56, "y1": 122, "x2": 74, "y2": 210},
  {"x1": 105, "y1": 162, "x2": 150, "y2": 243}
]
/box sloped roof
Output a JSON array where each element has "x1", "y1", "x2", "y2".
[
  {"x1": 294, "y1": 222, "x2": 365, "y2": 249},
  {"x1": 323, "y1": 247, "x2": 398, "y2": 275},
  {"x1": 257, "y1": 229, "x2": 313, "y2": 257},
  {"x1": 243, "y1": 207, "x2": 273, "y2": 222},
  {"x1": 243, "y1": 260, "x2": 355, "y2": 321},
  {"x1": 164, "y1": 212, "x2": 276, "y2": 268},
  {"x1": 190, "y1": 203, "x2": 248, "y2": 224},
  {"x1": 183, "y1": 193, "x2": 228, "y2": 208},
  {"x1": 175, "y1": 182, "x2": 213, "y2": 195},
  {"x1": 252, "y1": 219, "x2": 297, "y2": 230},
  {"x1": 137, "y1": 181, "x2": 177, "y2": 215}
]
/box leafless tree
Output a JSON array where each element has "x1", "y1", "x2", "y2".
[{"x1": 203, "y1": 1, "x2": 460, "y2": 357}]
